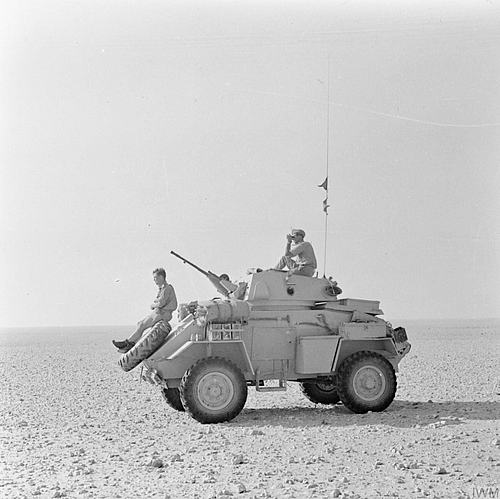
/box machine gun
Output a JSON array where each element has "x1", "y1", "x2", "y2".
[{"x1": 170, "y1": 251, "x2": 236, "y2": 297}]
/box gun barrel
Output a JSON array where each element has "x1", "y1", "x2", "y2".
[
  {"x1": 170, "y1": 250, "x2": 230, "y2": 297},
  {"x1": 170, "y1": 251, "x2": 209, "y2": 276}
]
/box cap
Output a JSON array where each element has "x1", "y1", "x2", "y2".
[{"x1": 292, "y1": 229, "x2": 305, "y2": 237}]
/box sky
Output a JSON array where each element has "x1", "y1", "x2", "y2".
[{"x1": 1, "y1": 0, "x2": 499, "y2": 327}]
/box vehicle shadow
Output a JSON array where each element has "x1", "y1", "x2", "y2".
[{"x1": 231, "y1": 400, "x2": 500, "y2": 429}]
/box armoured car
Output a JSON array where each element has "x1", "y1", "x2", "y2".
[{"x1": 119, "y1": 253, "x2": 410, "y2": 424}]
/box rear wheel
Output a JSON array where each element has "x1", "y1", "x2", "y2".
[
  {"x1": 161, "y1": 388, "x2": 185, "y2": 412},
  {"x1": 180, "y1": 357, "x2": 247, "y2": 424},
  {"x1": 337, "y1": 351, "x2": 396, "y2": 414},
  {"x1": 300, "y1": 380, "x2": 340, "y2": 405}
]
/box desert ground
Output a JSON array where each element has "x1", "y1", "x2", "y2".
[{"x1": 1, "y1": 319, "x2": 499, "y2": 499}]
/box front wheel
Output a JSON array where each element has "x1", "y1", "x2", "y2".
[
  {"x1": 180, "y1": 357, "x2": 247, "y2": 424},
  {"x1": 337, "y1": 351, "x2": 396, "y2": 414},
  {"x1": 161, "y1": 388, "x2": 185, "y2": 412},
  {"x1": 300, "y1": 380, "x2": 340, "y2": 405}
]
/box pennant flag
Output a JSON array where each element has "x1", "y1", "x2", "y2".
[
  {"x1": 322, "y1": 198, "x2": 330, "y2": 214},
  {"x1": 318, "y1": 177, "x2": 328, "y2": 190}
]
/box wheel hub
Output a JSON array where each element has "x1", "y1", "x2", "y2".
[
  {"x1": 197, "y1": 372, "x2": 234, "y2": 411},
  {"x1": 318, "y1": 382, "x2": 335, "y2": 393},
  {"x1": 352, "y1": 365, "x2": 386, "y2": 401}
]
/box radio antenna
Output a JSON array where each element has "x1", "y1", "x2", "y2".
[{"x1": 322, "y1": 55, "x2": 331, "y2": 277}]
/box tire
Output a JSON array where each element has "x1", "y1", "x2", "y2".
[
  {"x1": 300, "y1": 380, "x2": 341, "y2": 405},
  {"x1": 180, "y1": 357, "x2": 247, "y2": 424},
  {"x1": 337, "y1": 351, "x2": 396, "y2": 414},
  {"x1": 118, "y1": 321, "x2": 171, "y2": 373},
  {"x1": 161, "y1": 388, "x2": 185, "y2": 412}
]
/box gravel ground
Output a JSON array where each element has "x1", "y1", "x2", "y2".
[{"x1": 1, "y1": 320, "x2": 499, "y2": 499}]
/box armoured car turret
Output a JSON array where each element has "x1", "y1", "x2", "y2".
[{"x1": 119, "y1": 252, "x2": 410, "y2": 424}]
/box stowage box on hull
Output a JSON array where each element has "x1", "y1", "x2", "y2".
[{"x1": 339, "y1": 322, "x2": 387, "y2": 339}]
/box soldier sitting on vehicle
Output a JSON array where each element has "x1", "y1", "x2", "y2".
[
  {"x1": 112, "y1": 268, "x2": 177, "y2": 353},
  {"x1": 273, "y1": 229, "x2": 317, "y2": 277}
]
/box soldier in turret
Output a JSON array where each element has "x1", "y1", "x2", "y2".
[{"x1": 273, "y1": 229, "x2": 317, "y2": 277}]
